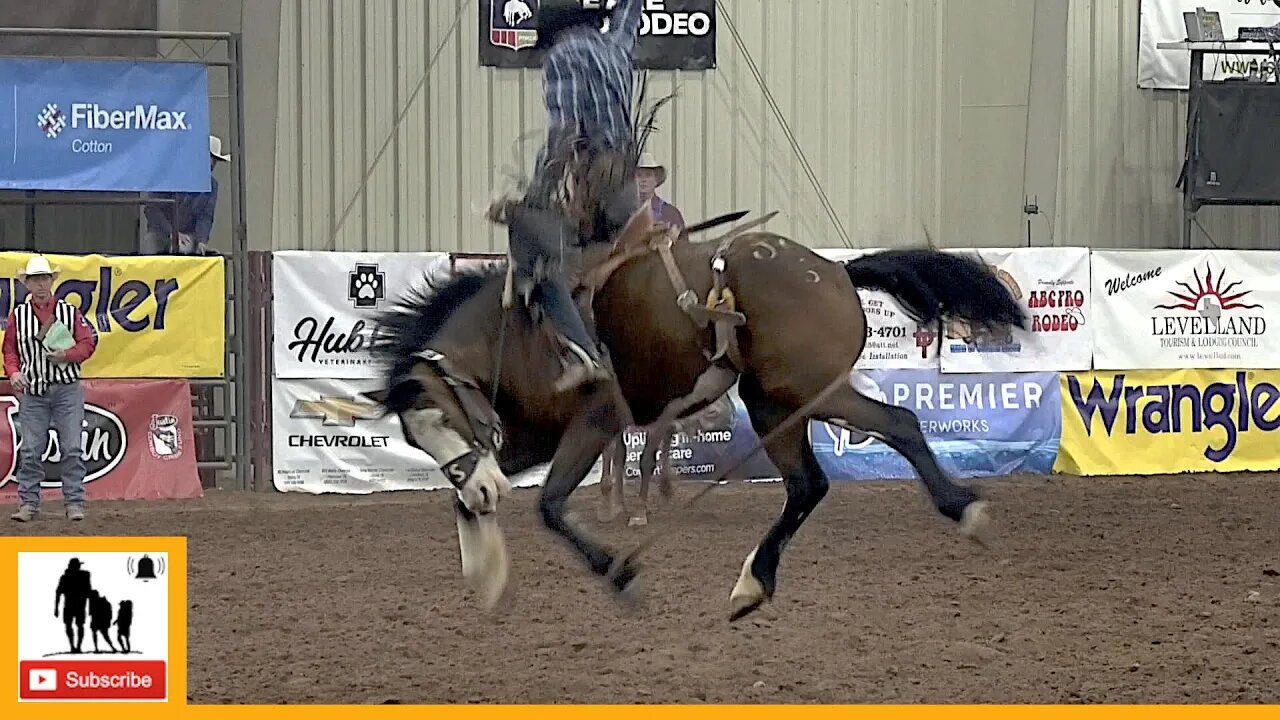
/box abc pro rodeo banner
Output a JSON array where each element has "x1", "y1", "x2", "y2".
[
  {"x1": 939, "y1": 247, "x2": 1092, "y2": 374},
  {"x1": 1090, "y1": 249, "x2": 1280, "y2": 370},
  {"x1": 479, "y1": 0, "x2": 716, "y2": 70},
  {"x1": 271, "y1": 251, "x2": 452, "y2": 379},
  {"x1": 0, "y1": 58, "x2": 212, "y2": 192}
]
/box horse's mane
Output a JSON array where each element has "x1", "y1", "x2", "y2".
[{"x1": 369, "y1": 260, "x2": 508, "y2": 380}]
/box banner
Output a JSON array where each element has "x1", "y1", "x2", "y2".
[
  {"x1": 272, "y1": 251, "x2": 451, "y2": 379},
  {"x1": 479, "y1": 0, "x2": 716, "y2": 70},
  {"x1": 817, "y1": 249, "x2": 940, "y2": 369},
  {"x1": 1055, "y1": 368, "x2": 1280, "y2": 475},
  {"x1": 1138, "y1": 0, "x2": 1280, "y2": 90},
  {"x1": 0, "y1": 379, "x2": 202, "y2": 501},
  {"x1": 939, "y1": 247, "x2": 1091, "y2": 374},
  {"x1": 0, "y1": 58, "x2": 211, "y2": 192},
  {"x1": 806, "y1": 369, "x2": 1061, "y2": 480},
  {"x1": 1091, "y1": 249, "x2": 1280, "y2": 370},
  {"x1": 0, "y1": 252, "x2": 226, "y2": 378},
  {"x1": 272, "y1": 377, "x2": 576, "y2": 493}
]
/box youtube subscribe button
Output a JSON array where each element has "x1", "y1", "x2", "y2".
[{"x1": 19, "y1": 660, "x2": 167, "y2": 701}]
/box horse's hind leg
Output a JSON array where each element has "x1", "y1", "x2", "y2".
[
  {"x1": 630, "y1": 421, "x2": 673, "y2": 527},
  {"x1": 596, "y1": 436, "x2": 627, "y2": 523},
  {"x1": 816, "y1": 385, "x2": 989, "y2": 543},
  {"x1": 729, "y1": 375, "x2": 830, "y2": 621}
]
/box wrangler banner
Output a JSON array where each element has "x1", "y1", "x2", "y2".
[
  {"x1": 0, "y1": 252, "x2": 225, "y2": 378},
  {"x1": 0, "y1": 379, "x2": 202, "y2": 501},
  {"x1": 1054, "y1": 368, "x2": 1280, "y2": 476}
]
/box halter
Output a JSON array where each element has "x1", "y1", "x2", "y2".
[{"x1": 411, "y1": 349, "x2": 504, "y2": 490}]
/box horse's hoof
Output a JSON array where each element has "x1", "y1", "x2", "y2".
[
  {"x1": 959, "y1": 500, "x2": 992, "y2": 549},
  {"x1": 627, "y1": 514, "x2": 648, "y2": 527},
  {"x1": 729, "y1": 592, "x2": 765, "y2": 622},
  {"x1": 729, "y1": 566, "x2": 767, "y2": 622}
]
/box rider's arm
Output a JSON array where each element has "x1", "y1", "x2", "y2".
[{"x1": 607, "y1": 0, "x2": 644, "y2": 50}]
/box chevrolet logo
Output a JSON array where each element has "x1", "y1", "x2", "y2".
[{"x1": 290, "y1": 396, "x2": 384, "y2": 427}]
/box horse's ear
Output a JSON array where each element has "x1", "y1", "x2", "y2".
[
  {"x1": 361, "y1": 389, "x2": 390, "y2": 406},
  {"x1": 362, "y1": 376, "x2": 423, "y2": 412}
]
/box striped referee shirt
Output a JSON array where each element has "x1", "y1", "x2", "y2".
[
  {"x1": 540, "y1": 0, "x2": 644, "y2": 154},
  {"x1": 2, "y1": 298, "x2": 97, "y2": 396}
]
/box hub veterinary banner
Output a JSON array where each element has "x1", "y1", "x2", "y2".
[
  {"x1": 0, "y1": 252, "x2": 226, "y2": 377},
  {"x1": 939, "y1": 247, "x2": 1092, "y2": 374},
  {"x1": 1138, "y1": 0, "x2": 1280, "y2": 90},
  {"x1": 817, "y1": 250, "x2": 940, "y2": 369},
  {"x1": 272, "y1": 251, "x2": 454, "y2": 379},
  {"x1": 479, "y1": 0, "x2": 716, "y2": 70},
  {"x1": 1055, "y1": 369, "x2": 1280, "y2": 476},
  {"x1": 272, "y1": 377, "x2": 563, "y2": 493},
  {"x1": 0, "y1": 58, "x2": 211, "y2": 192},
  {"x1": 1090, "y1": 249, "x2": 1280, "y2": 370},
  {"x1": 0, "y1": 379, "x2": 201, "y2": 501}
]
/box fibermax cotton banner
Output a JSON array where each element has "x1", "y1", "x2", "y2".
[
  {"x1": 0, "y1": 252, "x2": 226, "y2": 378},
  {"x1": 1054, "y1": 369, "x2": 1280, "y2": 476}
]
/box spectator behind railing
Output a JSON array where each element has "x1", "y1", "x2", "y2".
[
  {"x1": 140, "y1": 134, "x2": 228, "y2": 256},
  {"x1": 635, "y1": 152, "x2": 687, "y2": 241}
]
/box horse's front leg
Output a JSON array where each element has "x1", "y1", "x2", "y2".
[
  {"x1": 454, "y1": 496, "x2": 511, "y2": 610},
  {"x1": 538, "y1": 392, "x2": 642, "y2": 597}
]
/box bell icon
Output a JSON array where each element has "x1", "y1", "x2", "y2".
[{"x1": 135, "y1": 554, "x2": 157, "y2": 581}]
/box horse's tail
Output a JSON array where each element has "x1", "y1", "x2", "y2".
[{"x1": 839, "y1": 248, "x2": 1028, "y2": 332}]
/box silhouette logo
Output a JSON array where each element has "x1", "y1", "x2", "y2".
[
  {"x1": 490, "y1": 0, "x2": 538, "y2": 50},
  {"x1": 18, "y1": 551, "x2": 170, "y2": 702}
]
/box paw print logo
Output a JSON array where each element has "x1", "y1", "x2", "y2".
[{"x1": 348, "y1": 263, "x2": 386, "y2": 309}]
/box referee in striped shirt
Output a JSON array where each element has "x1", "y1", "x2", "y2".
[
  {"x1": 5, "y1": 256, "x2": 98, "y2": 523},
  {"x1": 503, "y1": 0, "x2": 645, "y2": 394}
]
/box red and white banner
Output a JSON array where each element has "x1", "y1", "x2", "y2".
[
  {"x1": 0, "y1": 379, "x2": 202, "y2": 501},
  {"x1": 939, "y1": 247, "x2": 1092, "y2": 374}
]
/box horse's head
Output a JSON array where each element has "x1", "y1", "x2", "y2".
[{"x1": 365, "y1": 266, "x2": 513, "y2": 515}]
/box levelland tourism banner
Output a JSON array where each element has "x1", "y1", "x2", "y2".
[
  {"x1": 0, "y1": 379, "x2": 201, "y2": 501},
  {"x1": 939, "y1": 247, "x2": 1091, "y2": 374},
  {"x1": 272, "y1": 251, "x2": 452, "y2": 379},
  {"x1": 817, "y1": 249, "x2": 940, "y2": 369},
  {"x1": 1055, "y1": 369, "x2": 1280, "y2": 476},
  {"x1": 1090, "y1": 249, "x2": 1280, "y2": 370},
  {"x1": 0, "y1": 252, "x2": 226, "y2": 378},
  {"x1": 0, "y1": 58, "x2": 212, "y2": 192}
]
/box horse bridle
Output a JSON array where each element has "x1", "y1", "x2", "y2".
[{"x1": 410, "y1": 349, "x2": 504, "y2": 491}]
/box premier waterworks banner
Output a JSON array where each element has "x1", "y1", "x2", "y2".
[
  {"x1": 272, "y1": 251, "x2": 451, "y2": 379},
  {"x1": 939, "y1": 247, "x2": 1091, "y2": 374},
  {"x1": 479, "y1": 0, "x2": 715, "y2": 70},
  {"x1": 0, "y1": 58, "x2": 212, "y2": 192},
  {"x1": 1055, "y1": 369, "x2": 1280, "y2": 476},
  {"x1": 1138, "y1": 0, "x2": 1280, "y2": 90},
  {"x1": 0, "y1": 379, "x2": 202, "y2": 501},
  {"x1": 1091, "y1": 249, "x2": 1280, "y2": 370},
  {"x1": 0, "y1": 252, "x2": 226, "y2": 378}
]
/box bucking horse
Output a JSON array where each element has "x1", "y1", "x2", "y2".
[{"x1": 364, "y1": 207, "x2": 1026, "y2": 621}]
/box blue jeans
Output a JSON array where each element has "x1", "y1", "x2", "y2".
[{"x1": 16, "y1": 382, "x2": 86, "y2": 508}]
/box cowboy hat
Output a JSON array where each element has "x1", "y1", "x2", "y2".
[
  {"x1": 209, "y1": 134, "x2": 231, "y2": 163},
  {"x1": 636, "y1": 152, "x2": 666, "y2": 186},
  {"x1": 17, "y1": 255, "x2": 58, "y2": 282}
]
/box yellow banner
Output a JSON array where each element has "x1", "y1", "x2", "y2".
[
  {"x1": 1055, "y1": 368, "x2": 1280, "y2": 475},
  {"x1": 0, "y1": 252, "x2": 225, "y2": 378}
]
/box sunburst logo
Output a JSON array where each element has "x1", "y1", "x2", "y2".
[{"x1": 1154, "y1": 264, "x2": 1262, "y2": 317}]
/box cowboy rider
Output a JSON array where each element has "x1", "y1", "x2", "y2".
[{"x1": 500, "y1": 0, "x2": 645, "y2": 394}]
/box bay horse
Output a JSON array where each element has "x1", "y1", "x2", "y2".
[{"x1": 365, "y1": 208, "x2": 1026, "y2": 620}]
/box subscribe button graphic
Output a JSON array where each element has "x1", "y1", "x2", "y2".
[{"x1": 19, "y1": 660, "x2": 167, "y2": 701}]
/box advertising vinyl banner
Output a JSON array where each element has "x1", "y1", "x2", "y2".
[
  {"x1": 272, "y1": 251, "x2": 452, "y2": 379},
  {"x1": 1091, "y1": 249, "x2": 1280, "y2": 370},
  {"x1": 273, "y1": 376, "x2": 562, "y2": 493},
  {"x1": 0, "y1": 58, "x2": 212, "y2": 192},
  {"x1": 0, "y1": 252, "x2": 226, "y2": 378},
  {"x1": 479, "y1": 0, "x2": 716, "y2": 71},
  {"x1": 939, "y1": 247, "x2": 1091, "y2": 374},
  {"x1": 806, "y1": 369, "x2": 1061, "y2": 480},
  {"x1": 0, "y1": 379, "x2": 201, "y2": 501},
  {"x1": 1055, "y1": 369, "x2": 1280, "y2": 476},
  {"x1": 817, "y1": 249, "x2": 941, "y2": 369},
  {"x1": 1138, "y1": 0, "x2": 1280, "y2": 90}
]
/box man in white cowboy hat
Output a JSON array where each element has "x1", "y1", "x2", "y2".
[
  {"x1": 141, "y1": 134, "x2": 229, "y2": 255},
  {"x1": 635, "y1": 152, "x2": 687, "y2": 240},
  {"x1": 4, "y1": 256, "x2": 99, "y2": 522}
]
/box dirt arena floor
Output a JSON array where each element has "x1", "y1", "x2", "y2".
[{"x1": 5, "y1": 473, "x2": 1280, "y2": 704}]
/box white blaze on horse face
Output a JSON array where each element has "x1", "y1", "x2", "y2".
[{"x1": 400, "y1": 408, "x2": 511, "y2": 515}]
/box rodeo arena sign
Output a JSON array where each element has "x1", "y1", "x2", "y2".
[
  {"x1": 479, "y1": 0, "x2": 716, "y2": 70},
  {"x1": 263, "y1": 245, "x2": 1280, "y2": 495}
]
